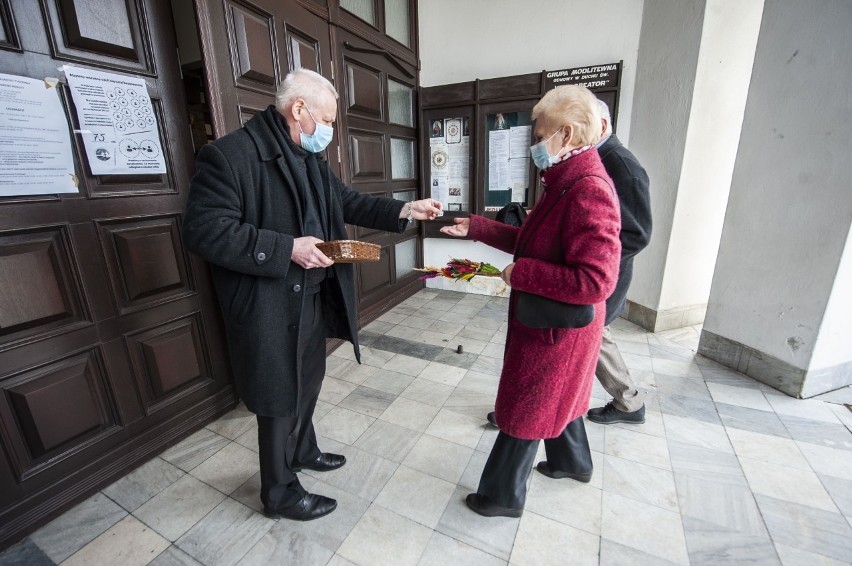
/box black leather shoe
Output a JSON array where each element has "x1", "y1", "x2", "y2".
[
  {"x1": 263, "y1": 493, "x2": 337, "y2": 521},
  {"x1": 293, "y1": 452, "x2": 346, "y2": 473},
  {"x1": 465, "y1": 493, "x2": 523, "y2": 518},
  {"x1": 536, "y1": 461, "x2": 593, "y2": 483},
  {"x1": 486, "y1": 411, "x2": 498, "y2": 427},
  {"x1": 587, "y1": 402, "x2": 645, "y2": 424}
]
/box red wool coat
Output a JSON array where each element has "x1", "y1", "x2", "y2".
[{"x1": 469, "y1": 149, "x2": 621, "y2": 439}]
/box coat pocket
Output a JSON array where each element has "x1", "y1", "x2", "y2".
[{"x1": 229, "y1": 274, "x2": 256, "y2": 323}]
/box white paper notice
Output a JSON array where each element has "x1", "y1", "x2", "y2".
[
  {"x1": 0, "y1": 73, "x2": 77, "y2": 196},
  {"x1": 509, "y1": 125, "x2": 532, "y2": 159},
  {"x1": 64, "y1": 66, "x2": 166, "y2": 174},
  {"x1": 488, "y1": 129, "x2": 510, "y2": 192},
  {"x1": 430, "y1": 175, "x2": 449, "y2": 205}
]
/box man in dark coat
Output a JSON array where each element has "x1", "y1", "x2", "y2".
[
  {"x1": 586, "y1": 100, "x2": 653, "y2": 424},
  {"x1": 183, "y1": 69, "x2": 441, "y2": 521}
]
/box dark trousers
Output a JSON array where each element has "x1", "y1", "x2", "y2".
[
  {"x1": 256, "y1": 291, "x2": 326, "y2": 511},
  {"x1": 477, "y1": 416, "x2": 592, "y2": 509}
]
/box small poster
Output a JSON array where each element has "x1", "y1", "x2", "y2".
[
  {"x1": 429, "y1": 117, "x2": 470, "y2": 211},
  {"x1": 64, "y1": 66, "x2": 166, "y2": 175},
  {"x1": 0, "y1": 73, "x2": 77, "y2": 196}
]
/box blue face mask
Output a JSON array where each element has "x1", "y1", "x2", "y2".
[
  {"x1": 299, "y1": 106, "x2": 334, "y2": 153},
  {"x1": 529, "y1": 128, "x2": 564, "y2": 170}
]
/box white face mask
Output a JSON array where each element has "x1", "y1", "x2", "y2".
[
  {"x1": 298, "y1": 106, "x2": 334, "y2": 153},
  {"x1": 529, "y1": 128, "x2": 564, "y2": 170}
]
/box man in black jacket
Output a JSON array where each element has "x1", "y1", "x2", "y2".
[
  {"x1": 586, "y1": 101, "x2": 653, "y2": 424},
  {"x1": 183, "y1": 69, "x2": 441, "y2": 521}
]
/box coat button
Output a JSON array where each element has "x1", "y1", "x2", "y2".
[
  {"x1": 292, "y1": 284, "x2": 302, "y2": 292},
  {"x1": 256, "y1": 252, "x2": 266, "y2": 261}
]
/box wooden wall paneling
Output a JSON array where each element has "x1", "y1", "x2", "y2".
[
  {"x1": 0, "y1": 0, "x2": 20, "y2": 51},
  {"x1": 0, "y1": 348, "x2": 118, "y2": 481},
  {"x1": 0, "y1": 226, "x2": 90, "y2": 349},
  {"x1": 226, "y1": 1, "x2": 278, "y2": 91},
  {"x1": 42, "y1": 0, "x2": 152, "y2": 73}
]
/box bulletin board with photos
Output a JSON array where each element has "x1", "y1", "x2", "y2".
[
  {"x1": 420, "y1": 61, "x2": 622, "y2": 238},
  {"x1": 425, "y1": 109, "x2": 473, "y2": 213}
]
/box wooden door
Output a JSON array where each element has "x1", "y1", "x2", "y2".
[
  {"x1": 195, "y1": 0, "x2": 335, "y2": 150},
  {"x1": 0, "y1": 0, "x2": 231, "y2": 549},
  {"x1": 335, "y1": 29, "x2": 421, "y2": 319}
]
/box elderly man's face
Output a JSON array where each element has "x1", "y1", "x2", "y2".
[{"x1": 296, "y1": 90, "x2": 337, "y2": 135}]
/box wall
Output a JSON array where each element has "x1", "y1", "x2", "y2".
[
  {"x1": 811, "y1": 227, "x2": 852, "y2": 369},
  {"x1": 418, "y1": 0, "x2": 644, "y2": 283},
  {"x1": 658, "y1": 0, "x2": 764, "y2": 311},
  {"x1": 622, "y1": 0, "x2": 706, "y2": 311},
  {"x1": 419, "y1": 0, "x2": 643, "y2": 144},
  {"x1": 702, "y1": 0, "x2": 852, "y2": 370}
]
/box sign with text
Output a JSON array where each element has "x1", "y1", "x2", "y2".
[{"x1": 544, "y1": 62, "x2": 620, "y2": 90}]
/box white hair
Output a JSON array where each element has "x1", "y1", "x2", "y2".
[
  {"x1": 598, "y1": 99, "x2": 613, "y2": 136},
  {"x1": 275, "y1": 68, "x2": 338, "y2": 111}
]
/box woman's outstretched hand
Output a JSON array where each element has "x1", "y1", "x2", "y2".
[{"x1": 439, "y1": 217, "x2": 470, "y2": 238}]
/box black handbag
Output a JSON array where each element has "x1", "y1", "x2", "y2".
[
  {"x1": 515, "y1": 292, "x2": 595, "y2": 329},
  {"x1": 511, "y1": 176, "x2": 610, "y2": 329}
]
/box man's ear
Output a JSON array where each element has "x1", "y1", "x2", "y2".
[{"x1": 290, "y1": 98, "x2": 304, "y2": 121}]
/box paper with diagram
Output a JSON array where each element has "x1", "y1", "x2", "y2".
[{"x1": 64, "y1": 66, "x2": 166, "y2": 175}]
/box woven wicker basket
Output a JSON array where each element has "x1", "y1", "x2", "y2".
[{"x1": 315, "y1": 240, "x2": 381, "y2": 262}]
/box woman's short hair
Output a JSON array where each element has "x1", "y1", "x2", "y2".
[
  {"x1": 532, "y1": 85, "x2": 601, "y2": 146},
  {"x1": 275, "y1": 68, "x2": 338, "y2": 111}
]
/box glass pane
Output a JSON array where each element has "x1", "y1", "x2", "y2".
[
  {"x1": 388, "y1": 79, "x2": 413, "y2": 127},
  {"x1": 384, "y1": 0, "x2": 410, "y2": 47},
  {"x1": 340, "y1": 0, "x2": 376, "y2": 26},
  {"x1": 390, "y1": 138, "x2": 414, "y2": 179},
  {"x1": 393, "y1": 189, "x2": 416, "y2": 202},
  {"x1": 395, "y1": 237, "x2": 417, "y2": 279}
]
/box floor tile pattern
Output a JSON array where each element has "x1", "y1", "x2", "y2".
[{"x1": 3, "y1": 289, "x2": 851, "y2": 565}]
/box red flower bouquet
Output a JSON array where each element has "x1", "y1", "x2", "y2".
[{"x1": 414, "y1": 258, "x2": 502, "y2": 281}]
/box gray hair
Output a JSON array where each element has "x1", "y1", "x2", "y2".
[
  {"x1": 598, "y1": 99, "x2": 613, "y2": 136},
  {"x1": 275, "y1": 68, "x2": 338, "y2": 111}
]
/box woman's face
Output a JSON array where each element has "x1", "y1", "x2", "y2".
[{"x1": 533, "y1": 113, "x2": 574, "y2": 157}]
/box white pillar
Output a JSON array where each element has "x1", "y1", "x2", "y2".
[
  {"x1": 625, "y1": 0, "x2": 763, "y2": 331},
  {"x1": 698, "y1": 0, "x2": 852, "y2": 397}
]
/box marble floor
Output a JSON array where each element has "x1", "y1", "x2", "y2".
[{"x1": 2, "y1": 289, "x2": 852, "y2": 566}]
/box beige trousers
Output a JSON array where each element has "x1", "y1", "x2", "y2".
[{"x1": 595, "y1": 326, "x2": 645, "y2": 412}]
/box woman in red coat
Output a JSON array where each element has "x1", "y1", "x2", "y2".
[{"x1": 441, "y1": 85, "x2": 621, "y2": 517}]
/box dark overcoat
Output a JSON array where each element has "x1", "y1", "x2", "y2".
[
  {"x1": 183, "y1": 108, "x2": 404, "y2": 417},
  {"x1": 469, "y1": 149, "x2": 621, "y2": 439},
  {"x1": 598, "y1": 135, "x2": 652, "y2": 324}
]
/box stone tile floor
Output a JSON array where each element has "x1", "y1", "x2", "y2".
[{"x1": 2, "y1": 289, "x2": 852, "y2": 566}]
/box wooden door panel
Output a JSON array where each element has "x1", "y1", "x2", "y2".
[
  {"x1": 42, "y1": 0, "x2": 151, "y2": 73},
  {"x1": 0, "y1": 348, "x2": 118, "y2": 480},
  {"x1": 198, "y1": 0, "x2": 333, "y2": 137},
  {"x1": 226, "y1": 0, "x2": 279, "y2": 92},
  {"x1": 0, "y1": 0, "x2": 233, "y2": 549},
  {"x1": 358, "y1": 248, "x2": 393, "y2": 296},
  {"x1": 349, "y1": 131, "x2": 385, "y2": 180},
  {"x1": 124, "y1": 312, "x2": 214, "y2": 416},
  {"x1": 344, "y1": 60, "x2": 384, "y2": 121},
  {"x1": 286, "y1": 28, "x2": 321, "y2": 73},
  {"x1": 0, "y1": 226, "x2": 90, "y2": 347},
  {"x1": 336, "y1": 30, "x2": 420, "y2": 315},
  {"x1": 95, "y1": 215, "x2": 194, "y2": 315},
  {"x1": 0, "y1": 0, "x2": 20, "y2": 51}
]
